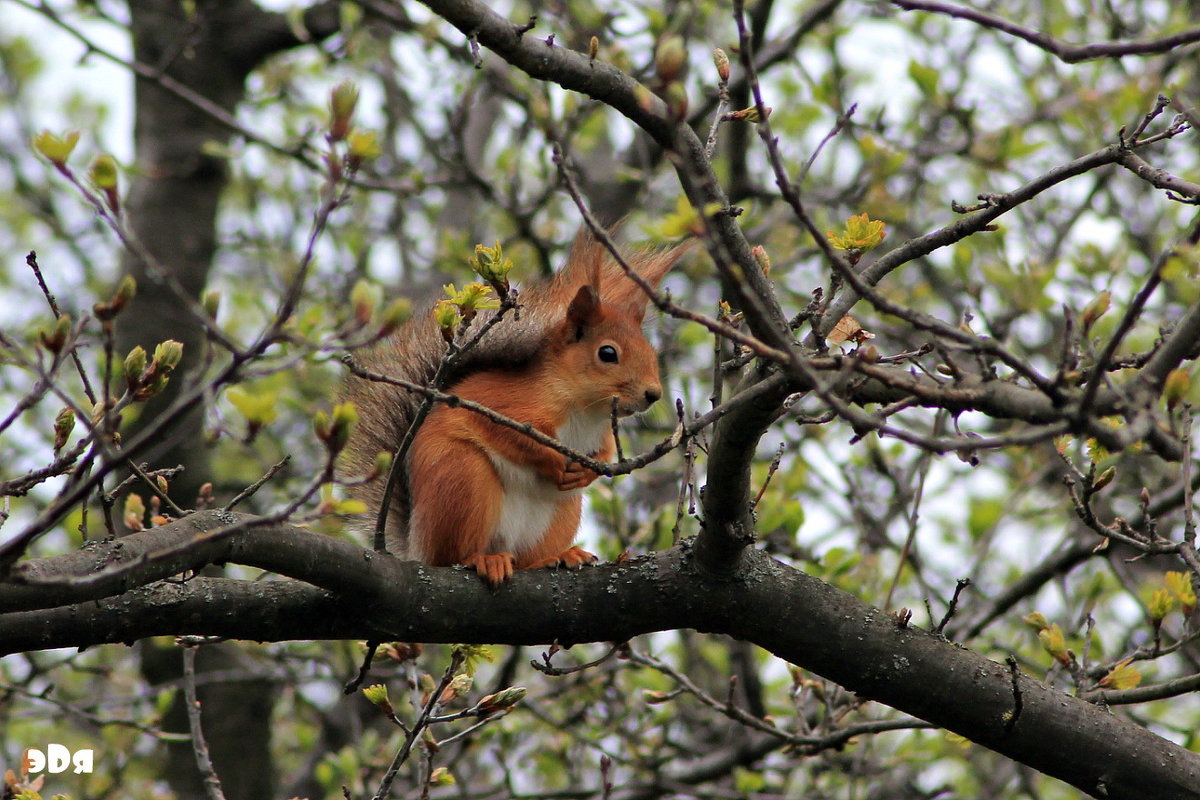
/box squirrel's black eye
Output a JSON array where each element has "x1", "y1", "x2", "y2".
[{"x1": 598, "y1": 345, "x2": 619, "y2": 363}]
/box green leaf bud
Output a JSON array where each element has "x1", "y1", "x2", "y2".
[
  {"x1": 88, "y1": 153, "x2": 119, "y2": 190},
  {"x1": 346, "y1": 129, "x2": 381, "y2": 170},
  {"x1": 664, "y1": 81, "x2": 689, "y2": 119},
  {"x1": 1165, "y1": 571, "x2": 1197, "y2": 615},
  {"x1": 1148, "y1": 588, "x2": 1175, "y2": 623},
  {"x1": 655, "y1": 36, "x2": 686, "y2": 83},
  {"x1": 1080, "y1": 289, "x2": 1110, "y2": 334},
  {"x1": 313, "y1": 409, "x2": 331, "y2": 442},
  {"x1": 371, "y1": 451, "x2": 394, "y2": 480},
  {"x1": 1037, "y1": 623, "x2": 1070, "y2": 665},
  {"x1": 350, "y1": 280, "x2": 381, "y2": 327},
  {"x1": 153, "y1": 340, "x2": 184, "y2": 372},
  {"x1": 1091, "y1": 465, "x2": 1116, "y2": 493},
  {"x1": 433, "y1": 300, "x2": 462, "y2": 342},
  {"x1": 53, "y1": 407, "x2": 75, "y2": 452},
  {"x1": 124, "y1": 345, "x2": 148, "y2": 389},
  {"x1": 712, "y1": 48, "x2": 730, "y2": 82},
  {"x1": 39, "y1": 314, "x2": 72, "y2": 354},
  {"x1": 329, "y1": 401, "x2": 359, "y2": 452},
  {"x1": 362, "y1": 683, "x2": 388, "y2": 704},
  {"x1": 329, "y1": 81, "x2": 359, "y2": 141},
  {"x1": 33, "y1": 129, "x2": 79, "y2": 168},
  {"x1": 477, "y1": 686, "x2": 526, "y2": 715},
  {"x1": 201, "y1": 289, "x2": 221, "y2": 319},
  {"x1": 429, "y1": 767, "x2": 456, "y2": 787}
]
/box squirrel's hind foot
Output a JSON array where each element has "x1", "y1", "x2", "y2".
[
  {"x1": 464, "y1": 552, "x2": 516, "y2": 587},
  {"x1": 528, "y1": 546, "x2": 598, "y2": 570}
]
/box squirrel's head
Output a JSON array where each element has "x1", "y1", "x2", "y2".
[
  {"x1": 549, "y1": 283, "x2": 663, "y2": 417},
  {"x1": 543, "y1": 231, "x2": 690, "y2": 416}
]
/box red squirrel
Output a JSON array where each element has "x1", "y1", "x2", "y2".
[{"x1": 340, "y1": 234, "x2": 683, "y2": 585}]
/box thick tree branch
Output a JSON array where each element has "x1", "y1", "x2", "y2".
[
  {"x1": 2, "y1": 513, "x2": 1198, "y2": 799},
  {"x1": 697, "y1": 367, "x2": 792, "y2": 575}
]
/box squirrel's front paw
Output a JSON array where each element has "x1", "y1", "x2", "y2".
[
  {"x1": 529, "y1": 546, "x2": 598, "y2": 570},
  {"x1": 463, "y1": 552, "x2": 516, "y2": 587},
  {"x1": 558, "y1": 461, "x2": 600, "y2": 491}
]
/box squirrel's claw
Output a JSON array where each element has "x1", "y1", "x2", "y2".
[
  {"x1": 529, "y1": 546, "x2": 598, "y2": 570},
  {"x1": 464, "y1": 552, "x2": 516, "y2": 587}
]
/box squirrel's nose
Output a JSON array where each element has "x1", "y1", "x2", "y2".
[{"x1": 645, "y1": 387, "x2": 662, "y2": 406}]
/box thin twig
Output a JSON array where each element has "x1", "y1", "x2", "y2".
[
  {"x1": 893, "y1": 0, "x2": 1200, "y2": 63},
  {"x1": 182, "y1": 645, "x2": 228, "y2": 800},
  {"x1": 224, "y1": 456, "x2": 291, "y2": 511},
  {"x1": 371, "y1": 650, "x2": 466, "y2": 800}
]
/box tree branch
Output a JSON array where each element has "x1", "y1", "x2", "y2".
[
  {"x1": 3, "y1": 514, "x2": 1199, "y2": 799},
  {"x1": 893, "y1": 0, "x2": 1200, "y2": 63}
]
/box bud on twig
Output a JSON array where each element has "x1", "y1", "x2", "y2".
[
  {"x1": 751, "y1": 244, "x2": 771, "y2": 275},
  {"x1": 433, "y1": 300, "x2": 462, "y2": 343},
  {"x1": 429, "y1": 768, "x2": 456, "y2": 787},
  {"x1": 477, "y1": 686, "x2": 526, "y2": 715},
  {"x1": 350, "y1": 280, "x2": 381, "y2": 327},
  {"x1": 95, "y1": 275, "x2": 137, "y2": 321},
  {"x1": 53, "y1": 407, "x2": 75, "y2": 452},
  {"x1": 329, "y1": 81, "x2": 359, "y2": 142},
  {"x1": 362, "y1": 683, "x2": 394, "y2": 715},
  {"x1": 1021, "y1": 611, "x2": 1049, "y2": 632},
  {"x1": 33, "y1": 130, "x2": 79, "y2": 173},
  {"x1": 370, "y1": 451, "x2": 394, "y2": 481},
  {"x1": 712, "y1": 48, "x2": 730, "y2": 82},
  {"x1": 346, "y1": 130, "x2": 381, "y2": 172},
  {"x1": 665, "y1": 82, "x2": 689, "y2": 119},
  {"x1": 1165, "y1": 571, "x2": 1197, "y2": 616},
  {"x1": 39, "y1": 314, "x2": 72, "y2": 355},
  {"x1": 469, "y1": 242, "x2": 514, "y2": 298},
  {"x1": 1091, "y1": 465, "x2": 1116, "y2": 493},
  {"x1": 313, "y1": 402, "x2": 359, "y2": 455},
  {"x1": 330, "y1": 402, "x2": 358, "y2": 452},
  {"x1": 88, "y1": 154, "x2": 120, "y2": 213},
  {"x1": 725, "y1": 106, "x2": 772, "y2": 123},
  {"x1": 1080, "y1": 289, "x2": 1111, "y2": 335},
  {"x1": 313, "y1": 409, "x2": 331, "y2": 442},
  {"x1": 655, "y1": 36, "x2": 686, "y2": 83},
  {"x1": 153, "y1": 340, "x2": 184, "y2": 371},
  {"x1": 1037, "y1": 623, "x2": 1070, "y2": 666},
  {"x1": 1148, "y1": 588, "x2": 1175, "y2": 625},
  {"x1": 123, "y1": 493, "x2": 146, "y2": 532},
  {"x1": 201, "y1": 289, "x2": 221, "y2": 320},
  {"x1": 124, "y1": 346, "x2": 148, "y2": 391},
  {"x1": 378, "y1": 298, "x2": 411, "y2": 337}
]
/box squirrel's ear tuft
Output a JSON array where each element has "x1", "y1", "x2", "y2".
[
  {"x1": 555, "y1": 226, "x2": 691, "y2": 321},
  {"x1": 555, "y1": 228, "x2": 606, "y2": 299},
  {"x1": 604, "y1": 240, "x2": 692, "y2": 322},
  {"x1": 565, "y1": 284, "x2": 603, "y2": 337}
]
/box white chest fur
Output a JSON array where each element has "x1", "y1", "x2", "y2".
[{"x1": 485, "y1": 409, "x2": 610, "y2": 555}]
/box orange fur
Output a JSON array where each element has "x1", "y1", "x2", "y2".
[
  {"x1": 341, "y1": 232, "x2": 685, "y2": 586},
  {"x1": 407, "y1": 245, "x2": 674, "y2": 586}
]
